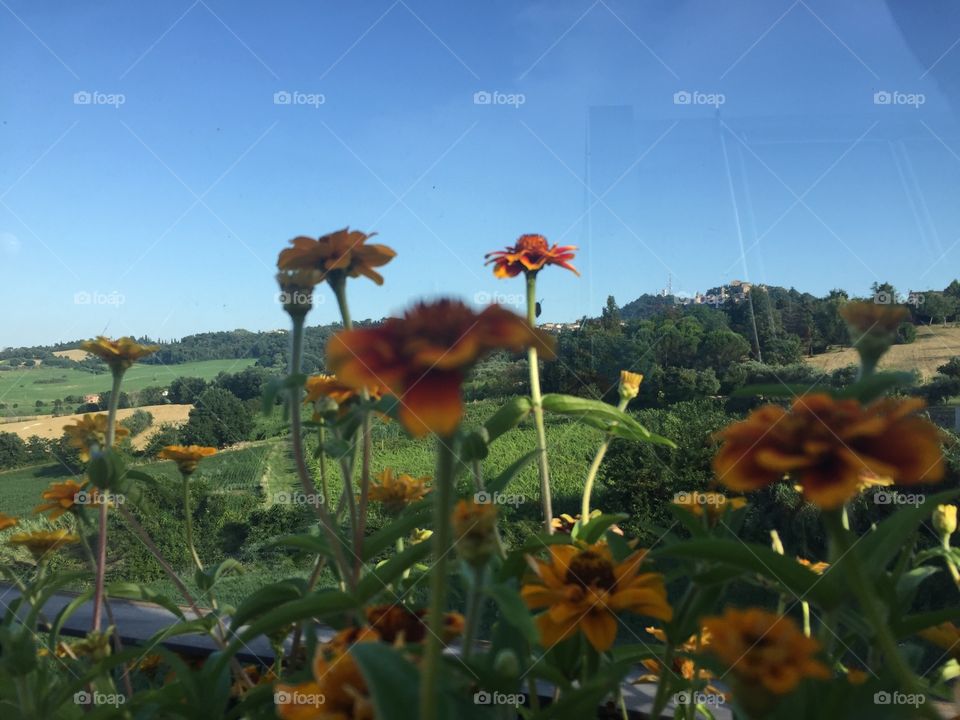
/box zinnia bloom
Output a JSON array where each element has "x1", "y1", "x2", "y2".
[
  {"x1": 637, "y1": 626, "x2": 720, "y2": 692},
  {"x1": 521, "y1": 542, "x2": 672, "y2": 652},
  {"x1": 485, "y1": 234, "x2": 579, "y2": 278},
  {"x1": 8, "y1": 529, "x2": 79, "y2": 558},
  {"x1": 618, "y1": 370, "x2": 643, "y2": 401},
  {"x1": 64, "y1": 414, "x2": 130, "y2": 461},
  {"x1": 918, "y1": 622, "x2": 960, "y2": 660},
  {"x1": 713, "y1": 394, "x2": 944, "y2": 509},
  {"x1": 277, "y1": 228, "x2": 396, "y2": 286},
  {"x1": 81, "y1": 336, "x2": 158, "y2": 373},
  {"x1": 0, "y1": 514, "x2": 18, "y2": 531},
  {"x1": 327, "y1": 299, "x2": 555, "y2": 436},
  {"x1": 157, "y1": 445, "x2": 217, "y2": 475},
  {"x1": 304, "y1": 374, "x2": 385, "y2": 419},
  {"x1": 452, "y1": 499, "x2": 499, "y2": 565},
  {"x1": 34, "y1": 480, "x2": 90, "y2": 520},
  {"x1": 703, "y1": 608, "x2": 830, "y2": 694},
  {"x1": 368, "y1": 469, "x2": 430, "y2": 514},
  {"x1": 364, "y1": 604, "x2": 464, "y2": 645},
  {"x1": 672, "y1": 491, "x2": 747, "y2": 523}
]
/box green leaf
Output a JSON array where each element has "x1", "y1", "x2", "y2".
[
  {"x1": 653, "y1": 539, "x2": 841, "y2": 608},
  {"x1": 196, "y1": 558, "x2": 244, "y2": 593},
  {"x1": 105, "y1": 582, "x2": 185, "y2": 620},
  {"x1": 835, "y1": 371, "x2": 915, "y2": 402},
  {"x1": 231, "y1": 579, "x2": 307, "y2": 629},
  {"x1": 355, "y1": 539, "x2": 432, "y2": 603},
  {"x1": 486, "y1": 582, "x2": 538, "y2": 644},
  {"x1": 351, "y1": 643, "x2": 421, "y2": 720},
  {"x1": 540, "y1": 394, "x2": 676, "y2": 447},
  {"x1": 894, "y1": 607, "x2": 960, "y2": 638},
  {"x1": 270, "y1": 532, "x2": 333, "y2": 558},
  {"x1": 362, "y1": 501, "x2": 432, "y2": 561},
  {"x1": 484, "y1": 396, "x2": 532, "y2": 442},
  {"x1": 485, "y1": 450, "x2": 538, "y2": 495},
  {"x1": 574, "y1": 513, "x2": 629, "y2": 544}
]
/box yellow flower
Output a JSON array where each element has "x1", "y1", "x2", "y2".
[
  {"x1": 918, "y1": 622, "x2": 960, "y2": 659},
  {"x1": 303, "y1": 374, "x2": 385, "y2": 418},
  {"x1": 277, "y1": 228, "x2": 396, "y2": 286},
  {"x1": 0, "y1": 513, "x2": 18, "y2": 531},
  {"x1": 81, "y1": 336, "x2": 157, "y2": 373},
  {"x1": 703, "y1": 608, "x2": 830, "y2": 695},
  {"x1": 797, "y1": 557, "x2": 830, "y2": 575},
  {"x1": 521, "y1": 542, "x2": 672, "y2": 652},
  {"x1": 8, "y1": 529, "x2": 79, "y2": 558},
  {"x1": 550, "y1": 510, "x2": 624, "y2": 536},
  {"x1": 618, "y1": 370, "x2": 643, "y2": 401},
  {"x1": 34, "y1": 480, "x2": 91, "y2": 520},
  {"x1": 157, "y1": 445, "x2": 217, "y2": 475},
  {"x1": 368, "y1": 469, "x2": 430, "y2": 514},
  {"x1": 933, "y1": 504, "x2": 958, "y2": 539},
  {"x1": 410, "y1": 528, "x2": 432, "y2": 544},
  {"x1": 672, "y1": 491, "x2": 747, "y2": 524},
  {"x1": 63, "y1": 414, "x2": 129, "y2": 461},
  {"x1": 713, "y1": 394, "x2": 944, "y2": 509},
  {"x1": 451, "y1": 499, "x2": 499, "y2": 566}
]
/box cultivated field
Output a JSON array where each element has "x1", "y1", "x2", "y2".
[
  {"x1": 0, "y1": 358, "x2": 256, "y2": 417},
  {"x1": 806, "y1": 325, "x2": 960, "y2": 380},
  {"x1": 0, "y1": 404, "x2": 192, "y2": 449},
  {"x1": 51, "y1": 349, "x2": 91, "y2": 362}
]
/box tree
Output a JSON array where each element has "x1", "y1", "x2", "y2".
[
  {"x1": 938, "y1": 357, "x2": 960, "y2": 379},
  {"x1": 98, "y1": 390, "x2": 131, "y2": 410},
  {"x1": 215, "y1": 366, "x2": 271, "y2": 401},
  {"x1": 180, "y1": 388, "x2": 253, "y2": 448},
  {"x1": 0, "y1": 432, "x2": 27, "y2": 469},
  {"x1": 169, "y1": 377, "x2": 208, "y2": 405},
  {"x1": 699, "y1": 330, "x2": 750, "y2": 371},
  {"x1": 137, "y1": 386, "x2": 169, "y2": 406},
  {"x1": 600, "y1": 296, "x2": 622, "y2": 332}
]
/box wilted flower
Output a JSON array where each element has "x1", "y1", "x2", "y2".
[
  {"x1": 618, "y1": 370, "x2": 643, "y2": 401},
  {"x1": 277, "y1": 228, "x2": 396, "y2": 286},
  {"x1": 64, "y1": 414, "x2": 129, "y2": 461},
  {"x1": 276, "y1": 268, "x2": 323, "y2": 317},
  {"x1": 485, "y1": 234, "x2": 579, "y2": 278},
  {"x1": 157, "y1": 445, "x2": 217, "y2": 475},
  {"x1": 933, "y1": 504, "x2": 958, "y2": 539},
  {"x1": 713, "y1": 394, "x2": 944, "y2": 509},
  {"x1": 521, "y1": 542, "x2": 672, "y2": 652},
  {"x1": 328, "y1": 299, "x2": 554, "y2": 436},
  {"x1": 34, "y1": 480, "x2": 93, "y2": 520},
  {"x1": 703, "y1": 608, "x2": 830, "y2": 695},
  {"x1": 8, "y1": 529, "x2": 79, "y2": 559},
  {"x1": 368, "y1": 469, "x2": 430, "y2": 514},
  {"x1": 0, "y1": 514, "x2": 18, "y2": 531},
  {"x1": 452, "y1": 499, "x2": 499, "y2": 566},
  {"x1": 80, "y1": 336, "x2": 157, "y2": 373}
]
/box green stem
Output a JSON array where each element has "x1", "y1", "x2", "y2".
[
  {"x1": 582, "y1": 397, "x2": 628, "y2": 518},
  {"x1": 182, "y1": 475, "x2": 203, "y2": 571},
  {"x1": 420, "y1": 436, "x2": 456, "y2": 720},
  {"x1": 462, "y1": 565, "x2": 485, "y2": 661},
  {"x1": 91, "y1": 371, "x2": 123, "y2": 632},
  {"x1": 526, "y1": 272, "x2": 553, "y2": 533}
]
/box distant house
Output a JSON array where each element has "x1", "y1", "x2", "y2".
[{"x1": 83, "y1": 394, "x2": 100, "y2": 405}]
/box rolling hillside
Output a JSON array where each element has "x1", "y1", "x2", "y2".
[{"x1": 806, "y1": 325, "x2": 960, "y2": 380}]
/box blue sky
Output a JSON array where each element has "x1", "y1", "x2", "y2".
[{"x1": 3, "y1": 0, "x2": 960, "y2": 346}]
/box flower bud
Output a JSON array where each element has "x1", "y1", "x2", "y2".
[
  {"x1": 618, "y1": 370, "x2": 643, "y2": 401},
  {"x1": 933, "y1": 504, "x2": 957, "y2": 540},
  {"x1": 452, "y1": 499, "x2": 498, "y2": 566}
]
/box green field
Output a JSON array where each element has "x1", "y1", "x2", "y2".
[{"x1": 0, "y1": 359, "x2": 256, "y2": 417}]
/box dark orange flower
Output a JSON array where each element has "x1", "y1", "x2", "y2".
[
  {"x1": 0, "y1": 514, "x2": 18, "y2": 532},
  {"x1": 34, "y1": 480, "x2": 94, "y2": 520},
  {"x1": 713, "y1": 394, "x2": 944, "y2": 509},
  {"x1": 63, "y1": 414, "x2": 130, "y2": 461},
  {"x1": 703, "y1": 608, "x2": 830, "y2": 695},
  {"x1": 485, "y1": 234, "x2": 579, "y2": 278},
  {"x1": 327, "y1": 299, "x2": 555, "y2": 437},
  {"x1": 157, "y1": 445, "x2": 217, "y2": 475},
  {"x1": 81, "y1": 336, "x2": 158, "y2": 373},
  {"x1": 368, "y1": 469, "x2": 430, "y2": 514},
  {"x1": 277, "y1": 228, "x2": 396, "y2": 286},
  {"x1": 521, "y1": 542, "x2": 672, "y2": 652}
]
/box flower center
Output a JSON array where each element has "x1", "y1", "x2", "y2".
[
  {"x1": 516, "y1": 234, "x2": 548, "y2": 252},
  {"x1": 566, "y1": 551, "x2": 616, "y2": 590}
]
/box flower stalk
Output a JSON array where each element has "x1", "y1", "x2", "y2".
[
  {"x1": 582, "y1": 395, "x2": 629, "y2": 519},
  {"x1": 91, "y1": 371, "x2": 122, "y2": 632},
  {"x1": 526, "y1": 272, "x2": 553, "y2": 533}
]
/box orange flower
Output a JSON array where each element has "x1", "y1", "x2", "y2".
[
  {"x1": 521, "y1": 542, "x2": 672, "y2": 652},
  {"x1": 637, "y1": 626, "x2": 719, "y2": 691},
  {"x1": 839, "y1": 300, "x2": 909, "y2": 335},
  {"x1": 327, "y1": 299, "x2": 555, "y2": 437},
  {"x1": 703, "y1": 608, "x2": 830, "y2": 694},
  {"x1": 549, "y1": 510, "x2": 624, "y2": 536},
  {"x1": 485, "y1": 234, "x2": 579, "y2": 278},
  {"x1": 81, "y1": 336, "x2": 157, "y2": 373},
  {"x1": 797, "y1": 557, "x2": 830, "y2": 575},
  {"x1": 713, "y1": 394, "x2": 944, "y2": 509},
  {"x1": 304, "y1": 374, "x2": 385, "y2": 419},
  {"x1": 157, "y1": 445, "x2": 217, "y2": 475},
  {"x1": 277, "y1": 228, "x2": 396, "y2": 286},
  {"x1": 63, "y1": 414, "x2": 130, "y2": 461},
  {"x1": 919, "y1": 622, "x2": 960, "y2": 659},
  {"x1": 368, "y1": 469, "x2": 430, "y2": 514},
  {"x1": 8, "y1": 529, "x2": 79, "y2": 558},
  {"x1": 274, "y1": 680, "x2": 330, "y2": 720},
  {"x1": 34, "y1": 480, "x2": 91, "y2": 520},
  {"x1": 0, "y1": 514, "x2": 18, "y2": 531}
]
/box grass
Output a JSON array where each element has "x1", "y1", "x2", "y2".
[{"x1": 0, "y1": 359, "x2": 256, "y2": 417}]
